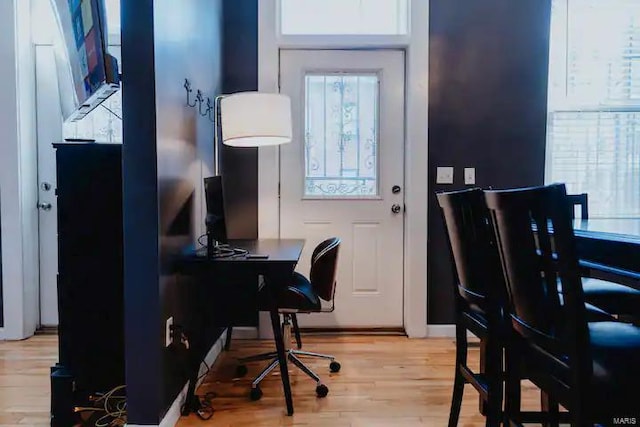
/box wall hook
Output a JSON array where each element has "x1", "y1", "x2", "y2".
[
  {"x1": 195, "y1": 90, "x2": 205, "y2": 112},
  {"x1": 204, "y1": 97, "x2": 214, "y2": 121},
  {"x1": 184, "y1": 79, "x2": 197, "y2": 107}
]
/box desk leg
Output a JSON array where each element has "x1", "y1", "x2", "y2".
[{"x1": 270, "y1": 308, "x2": 294, "y2": 415}]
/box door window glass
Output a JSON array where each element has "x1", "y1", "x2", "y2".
[{"x1": 304, "y1": 74, "x2": 379, "y2": 197}]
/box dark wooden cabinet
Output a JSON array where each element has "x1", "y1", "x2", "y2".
[{"x1": 51, "y1": 142, "x2": 125, "y2": 425}]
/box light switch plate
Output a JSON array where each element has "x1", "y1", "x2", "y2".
[
  {"x1": 464, "y1": 167, "x2": 476, "y2": 185},
  {"x1": 436, "y1": 167, "x2": 454, "y2": 184}
]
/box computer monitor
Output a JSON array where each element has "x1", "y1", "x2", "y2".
[{"x1": 204, "y1": 176, "x2": 228, "y2": 256}]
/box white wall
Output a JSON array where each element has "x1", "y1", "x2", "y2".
[{"x1": 0, "y1": 0, "x2": 39, "y2": 340}]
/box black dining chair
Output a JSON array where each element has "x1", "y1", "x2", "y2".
[
  {"x1": 567, "y1": 193, "x2": 589, "y2": 220},
  {"x1": 437, "y1": 189, "x2": 507, "y2": 427},
  {"x1": 486, "y1": 183, "x2": 640, "y2": 426},
  {"x1": 564, "y1": 193, "x2": 640, "y2": 321},
  {"x1": 236, "y1": 237, "x2": 342, "y2": 401},
  {"x1": 437, "y1": 189, "x2": 611, "y2": 427}
]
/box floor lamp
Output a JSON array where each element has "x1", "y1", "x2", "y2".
[{"x1": 207, "y1": 92, "x2": 292, "y2": 255}]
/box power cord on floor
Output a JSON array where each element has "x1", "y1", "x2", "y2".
[
  {"x1": 172, "y1": 328, "x2": 217, "y2": 421},
  {"x1": 74, "y1": 385, "x2": 126, "y2": 426},
  {"x1": 198, "y1": 360, "x2": 211, "y2": 382},
  {"x1": 181, "y1": 391, "x2": 216, "y2": 421}
]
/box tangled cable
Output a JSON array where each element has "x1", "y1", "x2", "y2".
[{"x1": 74, "y1": 385, "x2": 127, "y2": 426}]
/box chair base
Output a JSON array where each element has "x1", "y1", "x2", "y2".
[{"x1": 236, "y1": 315, "x2": 341, "y2": 400}]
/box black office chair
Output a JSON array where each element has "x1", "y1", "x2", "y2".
[
  {"x1": 565, "y1": 193, "x2": 640, "y2": 320},
  {"x1": 236, "y1": 237, "x2": 342, "y2": 400},
  {"x1": 437, "y1": 189, "x2": 507, "y2": 426},
  {"x1": 486, "y1": 184, "x2": 640, "y2": 426}
]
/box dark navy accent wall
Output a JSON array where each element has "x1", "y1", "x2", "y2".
[
  {"x1": 121, "y1": 0, "x2": 161, "y2": 423},
  {"x1": 221, "y1": 0, "x2": 259, "y2": 240},
  {"x1": 122, "y1": 0, "x2": 223, "y2": 423},
  {"x1": 427, "y1": 0, "x2": 552, "y2": 323},
  {"x1": 153, "y1": 0, "x2": 223, "y2": 416}
]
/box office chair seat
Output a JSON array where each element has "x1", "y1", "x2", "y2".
[{"x1": 258, "y1": 272, "x2": 321, "y2": 311}]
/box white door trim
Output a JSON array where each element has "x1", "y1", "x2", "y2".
[
  {"x1": 258, "y1": 0, "x2": 428, "y2": 337},
  {"x1": 0, "y1": 0, "x2": 40, "y2": 340}
]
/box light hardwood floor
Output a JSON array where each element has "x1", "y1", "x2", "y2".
[
  {"x1": 0, "y1": 335, "x2": 57, "y2": 426},
  {"x1": 0, "y1": 335, "x2": 542, "y2": 427}
]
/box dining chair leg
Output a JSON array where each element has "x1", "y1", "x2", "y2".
[
  {"x1": 448, "y1": 322, "x2": 468, "y2": 427},
  {"x1": 541, "y1": 391, "x2": 559, "y2": 427},
  {"x1": 485, "y1": 337, "x2": 503, "y2": 427},
  {"x1": 479, "y1": 339, "x2": 488, "y2": 416},
  {"x1": 291, "y1": 314, "x2": 302, "y2": 349},
  {"x1": 503, "y1": 345, "x2": 522, "y2": 427}
]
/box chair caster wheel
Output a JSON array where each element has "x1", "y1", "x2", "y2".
[
  {"x1": 249, "y1": 386, "x2": 263, "y2": 401},
  {"x1": 329, "y1": 361, "x2": 341, "y2": 373},
  {"x1": 235, "y1": 365, "x2": 248, "y2": 377},
  {"x1": 316, "y1": 384, "x2": 329, "y2": 398}
]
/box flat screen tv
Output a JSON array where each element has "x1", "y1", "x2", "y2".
[{"x1": 50, "y1": 0, "x2": 120, "y2": 122}]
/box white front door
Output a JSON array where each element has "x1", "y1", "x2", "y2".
[
  {"x1": 279, "y1": 50, "x2": 405, "y2": 328},
  {"x1": 35, "y1": 45, "x2": 62, "y2": 326}
]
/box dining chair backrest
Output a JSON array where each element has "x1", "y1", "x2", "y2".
[
  {"x1": 567, "y1": 193, "x2": 588, "y2": 220},
  {"x1": 437, "y1": 188, "x2": 506, "y2": 320},
  {"x1": 485, "y1": 184, "x2": 590, "y2": 373}
]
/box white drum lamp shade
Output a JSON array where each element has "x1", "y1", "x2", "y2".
[{"x1": 220, "y1": 92, "x2": 292, "y2": 147}]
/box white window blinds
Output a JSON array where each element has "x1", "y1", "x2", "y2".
[{"x1": 546, "y1": 0, "x2": 640, "y2": 218}]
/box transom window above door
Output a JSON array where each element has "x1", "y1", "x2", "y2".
[
  {"x1": 280, "y1": 0, "x2": 409, "y2": 35},
  {"x1": 304, "y1": 74, "x2": 380, "y2": 198}
]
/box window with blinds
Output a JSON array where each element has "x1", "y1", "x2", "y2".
[{"x1": 546, "y1": 0, "x2": 640, "y2": 218}]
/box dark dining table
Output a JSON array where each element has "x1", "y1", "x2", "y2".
[{"x1": 573, "y1": 219, "x2": 640, "y2": 289}]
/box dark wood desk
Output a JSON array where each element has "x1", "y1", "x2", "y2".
[
  {"x1": 574, "y1": 219, "x2": 640, "y2": 287},
  {"x1": 178, "y1": 239, "x2": 305, "y2": 417}
]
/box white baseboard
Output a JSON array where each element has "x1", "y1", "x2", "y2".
[
  {"x1": 427, "y1": 324, "x2": 456, "y2": 337},
  {"x1": 127, "y1": 329, "x2": 228, "y2": 427},
  {"x1": 426, "y1": 324, "x2": 477, "y2": 339}
]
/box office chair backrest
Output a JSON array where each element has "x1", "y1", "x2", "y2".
[
  {"x1": 485, "y1": 184, "x2": 590, "y2": 374},
  {"x1": 437, "y1": 188, "x2": 506, "y2": 319},
  {"x1": 567, "y1": 193, "x2": 588, "y2": 220},
  {"x1": 309, "y1": 237, "x2": 341, "y2": 302}
]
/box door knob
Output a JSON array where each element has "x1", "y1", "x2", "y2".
[
  {"x1": 391, "y1": 204, "x2": 402, "y2": 214},
  {"x1": 38, "y1": 202, "x2": 52, "y2": 211}
]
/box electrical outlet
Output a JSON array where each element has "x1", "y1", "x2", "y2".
[
  {"x1": 165, "y1": 317, "x2": 174, "y2": 347},
  {"x1": 436, "y1": 167, "x2": 454, "y2": 184},
  {"x1": 464, "y1": 167, "x2": 476, "y2": 185}
]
